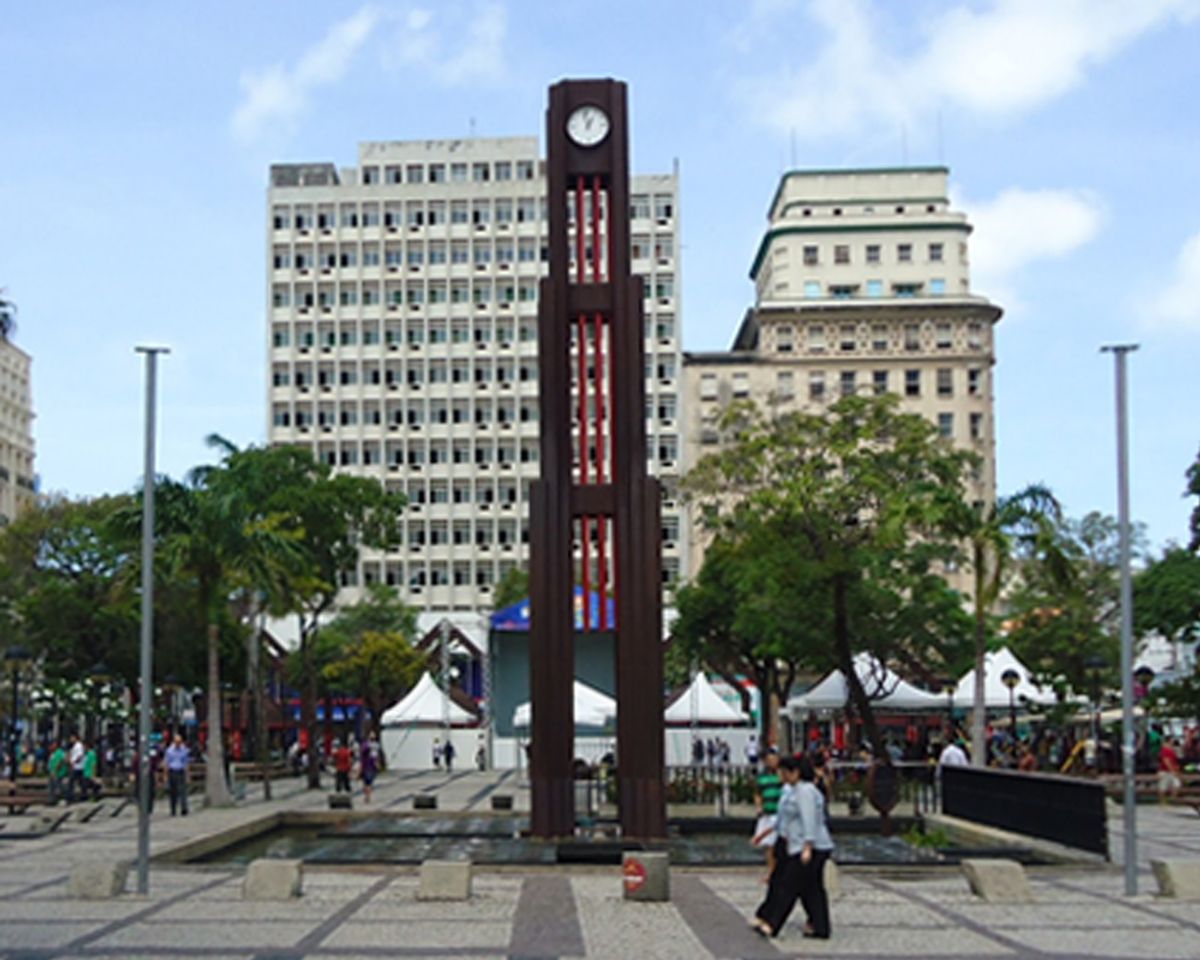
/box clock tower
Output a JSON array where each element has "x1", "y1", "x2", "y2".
[{"x1": 529, "y1": 79, "x2": 666, "y2": 840}]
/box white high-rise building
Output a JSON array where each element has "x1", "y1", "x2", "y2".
[
  {"x1": 267, "y1": 137, "x2": 686, "y2": 612},
  {"x1": 0, "y1": 329, "x2": 35, "y2": 526}
]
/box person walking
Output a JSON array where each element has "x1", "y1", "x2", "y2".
[
  {"x1": 164, "y1": 734, "x2": 191, "y2": 816},
  {"x1": 67, "y1": 734, "x2": 86, "y2": 803},
  {"x1": 442, "y1": 738, "x2": 456, "y2": 772},
  {"x1": 82, "y1": 741, "x2": 100, "y2": 801},
  {"x1": 47, "y1": 741, "x2": 68, "y2": 804},
  {"x1": 333, "y1": 739, "x2": 353, "y2": 794},
  {"x1": 751, "y1": 756, "x2": 803, "y2": 938},
  {"x1": 432, "y1": 737, "x2": 442, "y2": 770},
  {"x1": 752, "y1": 748, "x2": 783, "y2": 882},
  {"x1": 795, "y1": 755, "x2": 836, "y2": 940}
]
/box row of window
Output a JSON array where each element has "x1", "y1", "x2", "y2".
[
  {"x1": 270, "y1": 277, "x2": 676, "y2": 309},
  {"x1": 351, "y1": 555, "x2": 682, "y2": 591},
  {"x1": 700, "y1": 366, "x2": 985, "y2": 403},
  {"x1": 786, "y1": 241, "x2": 959, "y2": 267},
  {"x1": 272, "y1": 194, "x2": 674, "y2": 231},
  {"x1": 772, "y1": 319, "x2": 986, "y2": 354},
  {"x1": 784, "y1": 201, "x2": 944, "y2": 219},
  {"x1": 271, "y1": 394, "x2": 678, "y2": 426},
  {"x1": 272, "y1": 235, "x2": 674, "y2": 270},
  {"x1": 359, "y1": 158, "x2": 538, "y2": 186},
  {"x1": 776, "y1": 278, "x2": 959, "y2": 299},
  {"x1": 271, "y1": 356, "x2": 678, "y2": 386},
  {"x1": 270, "y1": 313, "x2": 678, "y2": 349},
  {"x1": 293, "y1": 435, "x2": 680, "y2": 467}
]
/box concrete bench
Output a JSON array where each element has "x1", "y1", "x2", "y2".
[
  {"x1": 1150, "y1": 860, "x2": 1200, "y2": 900},
  {"x1": 244, "y1": 859, "x2": 304, "y2": 900},
  {"x1": 961, "y1": 858, "x2": 1032, "y2": 903},
  {"x1": 328, "y1": 793, "x2": 353, "y2": 810},
  {"x1": 69, "y1": 861, "x2": 129, "y2": 899},
  {"x1": 413, "y1": 795, "x2": 437, "y2": 810},
  {"x1": 417, "y1": 859, "x2": 471, "y2": 901},
  {"x1": 491, "y1": 794, "x2": 513, "y2": 811}
]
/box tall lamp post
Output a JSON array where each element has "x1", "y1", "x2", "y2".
[
  {"x1": 1101, "y1": 341, "x2": 1138, "y2": 895},
  {"x1": 1001, "y1": 668, "x2": 1020, "y2": 744},
  {"x1": 5, "y1": 646, "x2": 31, "y2": 782}
]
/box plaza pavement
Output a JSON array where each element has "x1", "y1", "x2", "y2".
[{"x1": 1, "y1": 769, "x2": 1198, "y2": 959}]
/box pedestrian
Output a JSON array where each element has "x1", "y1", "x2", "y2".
[
  {"x1": 720, "y1": 739, "x2": 731, "y2": 767},
  {"x1": 164, "y1": 733, "x2": 191, "y2": 815},
  {"x1": 432, "y1": 737, "x2": 442, "y2": 770},
  {"x1": 706, "y1": 738, "x2": 716, "y2": 766},
  {"x1": 752, "y1": 747, "x2": 782, "y2": 882},
  {"x1": 82, "y1": 741, "x2": 100, "y2": 801},
  {"x1": 691, "y1": 737, "x2": 704, "y2": 765},
  {"x1": 1159, "y1": 737, "x2": 1183, "y2": 802},
  {"x1": 476, "y1": 735, "x2": 487, "y2": 771},
  {"x1": 360, "y1": 734, "x2": 379, "y2": 803},
  {"x1": 442, "y1": 738, "x2": 456, "y2": 772},
  {"x1": 67, "y1": 734, "x2": 86, "y2": 803},
  {"x1": 750, "y1": 756, "x2": 803, "y2": 938},
  {"x1": 47, "y1": 741, "x2": 68, "y2": 804},
  {"x1": 333, "y1": 739, "x2": 353, "y2": 794},
  {"x1": 745, "y1": 734, "x2": 760, "y2": 766}
]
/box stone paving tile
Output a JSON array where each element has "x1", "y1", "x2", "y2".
[
  {"x1": 959, "y1": 901, "x2": 1176, "y2": 929},
  {"x1": 1005, "y1": 925, "x2": 1200, "y2": 958},
  {"x1": 573, "y1": 874, "x2": 708, "y2": 960},
  {"x1": 0, "y1": 899, "x2": 146, "y2": 921},
  {"x1": 320, "y1": 918, "x2": 511, "y2": 949},
  {"x1": 86, "y1": 918, "x2": 319, "y2": 950},
  {"x1": 0, "y1": 920, "x2": 104, "y2": 948}
]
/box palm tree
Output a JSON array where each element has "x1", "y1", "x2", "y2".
[
  {"x1": 961, "y1": 485, "x2": 1061, "y2": 766},
  {"x1": 155, "y1": 442, "x2": 301, "y2": 807}
]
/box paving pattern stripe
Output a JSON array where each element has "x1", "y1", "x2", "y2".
[
  {"x1": 465, "y1": 769, "x2": 516, "y2": 810},
  {"x1": 281, "y1": 874, "x2": 392, "y2": 955},
  {"x1": 382, "y1": 770, "x2": 474, "y2": 810},
  {"x1": 0, "y1": 875, "x2": 67, "y2": 900},
  {"x1": 1041, "y1": 876, "x2": 1200, "y2": 935},
  {"x1": 507, "y1": 875, "x2": 585, "y2": 958},
  {"x1": 45, "y1": 873, "x2": 236, "y2": 955},
  {"x1": 860, "y1": 876, "x2": 1035, "y2": 957},
  {"x1": 672, "y1": 875, "x2": 782, "y2": 959}
]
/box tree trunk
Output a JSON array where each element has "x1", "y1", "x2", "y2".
[
  {"x1": 302, "y1": 620, "x2": 320, "y2": 790},
  {"x1": 833, "y1": 572, "x2": 886, "y2": 763},
  {"x1": 970, "y1": 579, "x2": 988, "y2": 767},
  {"x1": 205, "y1": 622, "x2": 233, "y2": 807}
]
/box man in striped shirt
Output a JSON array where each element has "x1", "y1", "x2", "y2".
[{"x1": 753, "y1": 747, "x2": 782, "y2": 880}]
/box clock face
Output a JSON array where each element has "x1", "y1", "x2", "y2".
[{"x1": 566, "y1": 105, "x2": 610, "y2": 147}]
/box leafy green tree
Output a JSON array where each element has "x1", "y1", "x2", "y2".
[
  {"x1": 317, "y1": 585, "x2": 421, "y2": 741},
  {"x1": 1135, "y1": 547, "x2": 1200, "y2": 649},
  {"x1": 1187, "y1": 446, "x2": 1200, "y2": 551},
  {"x1": 953, "y1": 485, "x2": 1061, "y2": 765},
  {"x1": 492, "y1": 566, "x2": 529, "y2": 612},
  {"x1": 250, "y1": 453, "x2": 405, "y2": 788},
  {"x1": 0, "y1": 495, "x2": 140, "y2": 682},
  {"x1": 1006, "y1": 511, "x2": 1143, "y2": 699},
  {"x1": 684, "y1": 395, "x2": 975, "y2": 758}
]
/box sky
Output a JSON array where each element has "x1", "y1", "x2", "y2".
[{"x1": 1, "y1": 0, "x2": 1198, "y2": 551}]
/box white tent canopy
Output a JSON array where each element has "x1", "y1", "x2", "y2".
[
  {"x1": 788, "y1": 653, "x2": 945, "y2": 713},
  {"x1": 380, "y1": 672, "x2": 476, "y2": 727},
  {"x1": 954, "y1": 647, "x2": 1057, "y2": 709},
  {"x1": 512, "y1": 681, "x2": 616, "y2": 729},
  {"x1": 664, "y1": 673, "x2": 750, "y2": 725}
]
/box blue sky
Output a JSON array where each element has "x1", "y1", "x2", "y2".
[{"x1": 2, "y1": 0, "x2": 1198, "y2": 550}]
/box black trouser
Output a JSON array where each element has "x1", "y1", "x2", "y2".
[
  {"x1": 168, "y1": 769, "x2": 188, "y2": 815},
  {"x1": 798, "y1": 849, "x2": 832, "y2": 938},
  {"x1": 335, "y1": 770, "x2": 351, "y2": 793},
  {"x1": 755, "y1": 840, "x2": 803, "y2": 934}
]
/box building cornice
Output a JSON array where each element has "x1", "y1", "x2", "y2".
[{"x1": 750, "y1": 221, "x2": 973, "y2": 280}]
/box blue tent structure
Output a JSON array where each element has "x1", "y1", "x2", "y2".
[{"x1": 489, "y1": 587, "x2": 616, "y2": 633}]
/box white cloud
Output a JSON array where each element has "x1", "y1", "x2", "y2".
[
  {"x1": 961, "y1": 187, "x2": 1105, "y2": 304},
  {"x1": 747, "y1": 0, "x2": 1199, "y2": 140},
  {"x1": 232, "y1": 6, "x2": 382, "y2": 143},
  {"x1": 383, "y1": 2, "x2": 507, "y2": 85},
  {"x1": 1146, "y1": 231, "x2": 1200, "y2": 331}
]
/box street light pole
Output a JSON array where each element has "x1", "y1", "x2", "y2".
[
  {"x1": 1102, "y1": 342, "x2": 1138, "y2": 896},
  {"x1": 135, "y1": 345, "x2": 168, "y2": 896}
]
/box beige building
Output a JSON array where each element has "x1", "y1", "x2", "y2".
[
  {"x1": 267, "y1": 137, "x2": 686, "y2": 611},
  {"x1": 0, "y1": 334, "x2": 36, "y2": 525},
  {"x1": 683, "y1": 167, "x2": 1000, "y2": 583}
]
